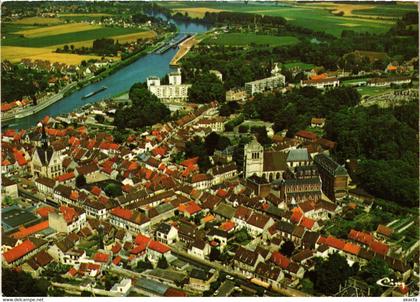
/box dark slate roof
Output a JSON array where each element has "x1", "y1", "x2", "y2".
[
  {"x1": 213, "y1": 202, "x2": 235, "y2": 219},
  {"x1": 314, "y1": 154, "x2": 348, "y2": 177},
  {"x1": 255, "y1": 262, "x2": 281, "y2": 281},
  {"x1": 35, "y1": 146, "x2": 54, "y2": 166},
  {"x1": 156, "y1": 223, "x2": 172, "y2": 235},
  {"x1": 277, "y1": 221, "x2": 295, "y2": 235},
  {"x1": 190, "y1": 268, "x2": 210, "y2": 281},
  {"x1": 302, "y1": 231, "x2": 320, "y2": 249},
  {"x1": 263, "y1": 151, "x2": 288, "y2": 172},
  {"x1": 234, "y1": 246, "x2": 259, "y2": 266}
]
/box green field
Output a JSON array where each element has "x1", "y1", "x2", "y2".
[
  {"x1": 164, "y1": 2, "x2": 416, "y2": 37},
  {"x1": 2, "y1": 27, "x2": 145, "y2": 48},
  {"x1": 353, "y1": 4, "x2": 418, "y2": 17},
  {"x1": 356, "y1": 86, "x2": 392, "y2": 97},
  {"x1": 282, "y1": 61, "x2": 315, "y2": 71},
  {"x1": 203, "y1": 32, "x2": 299, "y2": 46}
]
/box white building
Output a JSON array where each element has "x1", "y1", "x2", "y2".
[
  {"x1": 301, "y1": 77, "x2": 340, "y2": 89},
  {"x1": 110, "y1": 278, "x2": 132, "y2": 295},
  {"x1": 147, "y1": 69, "x2": 191, "y2": 102},
  {"x1": 245, "y1": 74, "x2": 286, "y2": 96}
]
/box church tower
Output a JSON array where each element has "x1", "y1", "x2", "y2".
[{"x1": 243, "y1": 137, "x2": 264, "y2": 178}]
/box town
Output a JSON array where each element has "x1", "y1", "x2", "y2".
[{"x1": 1, "y1": 0, "x2": 419, "y2": 299}]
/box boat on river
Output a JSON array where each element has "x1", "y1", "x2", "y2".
[{"x1": 82, "y1": 86, "x2": 107, "y2": 99}]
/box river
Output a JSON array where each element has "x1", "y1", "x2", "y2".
[{"x1": 11, "y1": 16, "x2": 210, "y2": 130}]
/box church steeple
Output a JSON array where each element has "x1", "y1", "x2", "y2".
[{"x1": 41, "y1": 123, "x2": 49, "y2": 149}]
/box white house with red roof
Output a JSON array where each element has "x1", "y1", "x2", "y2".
[
  {"x1": 147, "y1": 240, "x2": 171, "y2": 262},
  {"x1": 48, "y1": 205, "x2": 86, "y2": 233}
]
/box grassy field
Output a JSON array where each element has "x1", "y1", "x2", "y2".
[
  {"x1": 13, "y1": 17, "x2": 63, "y2": 25},
  {"x1": 57, "y1": 13, "x2": 112, "y2": 17},
  {"x1": 164, "y1": 2, "x2": 416, "y2": 37},
  {"x1": 356, "y1": 86, "x2": 393, "y2": 97},
  {"x1": 15, "y1": 23, "x2": 101, "y2": 38},
  {"x1": 283, "y1": 61, "x2": 315, "y2": 71},
  {"x1": 1, "y1": 46, "x2": 108, "y2": 64},
  {"x1": 173, "y1": 7, "x2": 225, "y2": 18},
  {"x1": 2, "y1": 27, "x2": 147, "y2": 48},
  {"x1": 203, "y1": 32, "x2": 299, "y2": 46}
]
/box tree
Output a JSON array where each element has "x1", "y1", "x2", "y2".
[
  {"x1": 300, "y1": 278, "x2": 314, "y2": 295},
  {"x1": 209, "y1": 247, "x2": 221, "y2": 261},
  {"x1": 95, "y1": 114, "x2": 105, "y2": 124},
  {"x1": 280, "y1": 240, "x2": 295, "y2": 257},
  {"x1": 311, "y1": 252, "x2": 352, "y2": 295},
  {"x1": 76, "y1": 174, "x2": 86, "y2": 188},
  {"x1": 358, "y1": 257, "x2": 394, "y2": 296},
  {"x1": 2, "y1": 269, "x2": 49, "y2": 296},
  {"x1": 188, "y1": 72, "x2": 225, "y2": 103},
  {"x1": 157, "y1": 256, "x2": 169, "y2": 269},
  {"x1": 104, "y1": 183, "x2": 122, "y2": 197},
  {"x1": 114, "y1": 86, "x2": 170, "y2": 129}
]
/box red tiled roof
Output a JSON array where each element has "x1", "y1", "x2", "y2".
[
  {"x1": 13, "y1": 150, "x2": 27, "y2": 166},
  {"x1": 152, "y1": 146, "x2": 167, "y2": 157},
  {"x1": 369, "y1": 240, "x2": 389, "y2": 255},
  {"x1": 67, "y1": 267, "x2": 78, "y2": 276},
  {"x1": 191, "y1": 173, "x2": 212, "y2": 183},
  {"x1": 164, "y1": 288, "x2": 187, "y2": 297},
  {"x1": 290, "y1": 207, "x2": 303, "y2": 224},
  {"x1": 130, "y1": 243, "x2": 148, "y2": 255},
  {"x1": 46, "y1": 128, "x2": 67, "y2": 137},
  {"x1": 111, "y1": 207, "x2": 132, "y2": 220},
  {"x1": 295, "y1": 130, "x2": 317, "y2": 141},
  {"x1": 348, "y1": 229, "x2": 373, "y2": 246},
  {"x1": 112, "y1": 256, "x2": 122, "y2": 266},
  {"x1": 11, "y1": 221, "x2": 49, "y2": 239},
  {"x1": 93, "y1": 252, "x2": 109, "y2": 263},
  {"x1": 91, "y1": 186, "x2": 101, "y2": 196},
  {"x1": 70, "y1": 191, "x2": 79, "y2": 201},
  {"x1": 217, "y1": 189, "x2": 228, "y2": 198},
  {"x1": 180, "y1": 157, "x2": 199, "y2": 167},
  {"x1": 60, "y1": 205, "x2": 77, "y2": 223},
  {"x1": 220, "y1": 220, "x2": 235, "y2": 232},
  {"x1": 317, "y1": 236, "x2": 327, "y2": 245},
  {"x1": 99, "y1": 141, "x2": 119, "y2": 150},
  {"x1": 135, "y1": 234, "x2": 151, "y2": 246},
  {"x1": 202, "y1": 214, "x2": 215, "y2": 223},
  {"x1": 325, "y1": 236, "x2": 346, "y2": 250},
  {"x1": 300, "y1": 216, "x2": 315, "y2": 230},
  {"x1": 343, "y1": 242, "x2": 361, "y2": 255},
  {"x1": 111, "y1": 243, "x2": 121, "y2": 254},
  {"x1": 37, "y1": 206, "x2": 55, "y2": 218},
  {"x1": 56, "y1": 172, "x2": 75, "y2": 182},
  {"x1": 178, "y1": 201, "x2": 202, "y2": 215},
  {"x1": 271, "y1": 251, "x2": 290, "y2": 269},
  {"x1": 148, "y1": 240, "x2": 170, "y2": 254},
  {"x1": 3, "y1": 240, "x2": 37, "y2": 263}
]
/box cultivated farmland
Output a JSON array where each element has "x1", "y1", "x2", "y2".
[
  {"x1": 172, "y1": 7, "x2": 225, "y2": 18},
  {"x1": 1, "y1": 46, "x2": 108, "y2": 65},
  {"x1": 166, "y1": 1, "x2": 416, "y2": 37},
  {"x1": 202, "y1": 33, "x2": 299, "y2": 47},
  {"x1": 13, "y1": 17, "x2": 64, "y2": 25},
  {"x1": 15, "y1": 23, "x2": 102, "y2": 38},
  {"x1": 2, "y1": 27, "x2": 149, "y2": 48}
]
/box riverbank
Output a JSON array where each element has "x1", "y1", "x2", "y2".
[{"x1": 1, "y1": 32, "x2": 177, "y2": 126}]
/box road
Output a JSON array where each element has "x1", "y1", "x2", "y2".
[{"x1": 169, "y1": 245, "x2": 309, "y2": 297}]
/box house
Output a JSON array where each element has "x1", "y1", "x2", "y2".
[
  {"x1": 295, "y1": 130, "x2": 318, "y2": 143},
  {"x1": 207, "y1": 228, "x2": 230, "y2": 250},
  {"x1": 177, "y1": 222, "x2": 198, "y2": 245},
  {"x1": 188, "y1": 238, "x2": 210, "y2": 260},
  {"x1": 211, "y1": 163, "x2": 237, "y2": 185},
  {"x1": 254, "y1": 262, "x2": 284, "y2": 288},
  {"x1": 2, "y1": 238, "x2": 47, "y2": 267},
  {"x1": 301, "y1": 77, "x2": 340, "y2": 89},
  {"x1": 178, "y1": 201, "x2": 202, "y2": 218},
  {"x1": 233, "y1": 206, "x2": 253, "y2": 230},
  {"x1": 190, "y1": 174, "x2": 213, "y2": 190},
  {"x1": 155, "y1": 223, "x2": 178, "y2": 245},
  {"x1": 110, "y1": 278, "x2": 132, "y2": 296},
  {"x1": 147, "y1": 240, "x2": 171, "y2": 262},
  {"x1": 213, "y1": 202, "x2": 236, "y2": 220},
  {"x1": 245, "y1": 212, "x2": 275, "y2": 237},
  {"x1": 189, "y1": 268, "x2": 218, "y2": 291},
  {"x1": 233, "y1": 246, "x2": 264, "y2": 277},
  {"x1": 311, "y1": 118, "x2": 326, "y2": 128},
  {"x1": 109, "y1": 207, "x2": 150, "y2": 234},
  {"x1": 48, "y1": 205, "x2": 86, "y2": 233},
  {"x1": 1, "y1": 177, "x2": 18, "y2": 201}
]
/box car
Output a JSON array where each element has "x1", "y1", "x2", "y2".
[
  {"x1": 226, "y1": 275, "x2": 234, "y2": 281},
  {"x1": 213, "y1": 290, "x2": 220, "y2": 296}
]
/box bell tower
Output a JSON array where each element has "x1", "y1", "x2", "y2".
[{"x1": 243, "y1": 137, "x2": 264, "y2": 178}]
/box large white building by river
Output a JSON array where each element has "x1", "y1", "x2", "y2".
[{"x1": 147, "y1": 69, "x2": 191, "y2": 102}]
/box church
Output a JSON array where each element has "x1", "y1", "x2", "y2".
[
  {"x1": 243, "y1": 137, "x2": 313, "y2": 181},
  {"x1": 31, "y1": 125, "x2": 63, "y2": 179}
]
